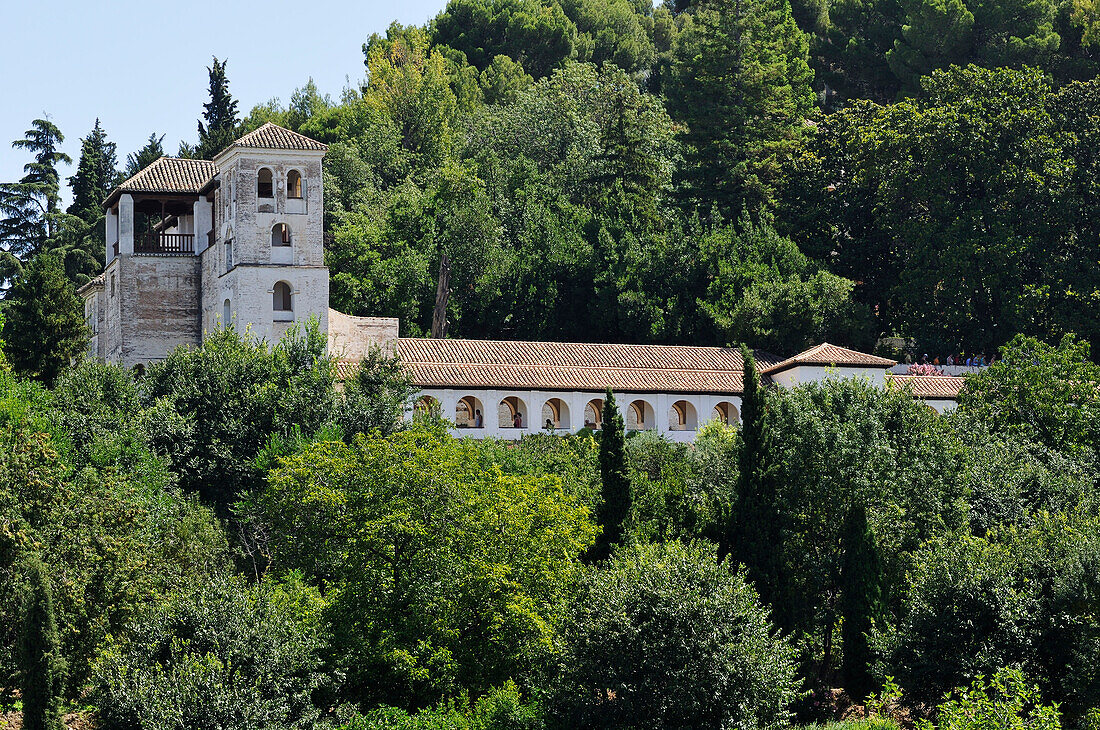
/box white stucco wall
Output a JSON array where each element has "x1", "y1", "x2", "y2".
[{"x1": 769, "y1": 365, "x2": 888, "y2": 389}]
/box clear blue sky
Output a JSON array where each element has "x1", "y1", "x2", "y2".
[{"x1": 0, "y1": 0, "x2": 450, "y2": 201}]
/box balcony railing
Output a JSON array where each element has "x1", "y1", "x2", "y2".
[{"x1": 135, "y1": 232, "x2": 195, "y2": 256}]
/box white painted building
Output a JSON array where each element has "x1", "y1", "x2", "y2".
[{"x1": 82, "y1": 123, "x2": 964, "y2": 437}]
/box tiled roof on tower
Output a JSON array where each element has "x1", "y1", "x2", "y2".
[
  {"x1": 103, "y1": 157, "x2": 217, "y2": 207},
  {"x1": 229, "y1": 122, "x2": 328, "y2": 152}
]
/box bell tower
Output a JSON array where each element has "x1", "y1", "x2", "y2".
[{"x1": 200, "y1": 122, "x2": 329, "y2": 343}]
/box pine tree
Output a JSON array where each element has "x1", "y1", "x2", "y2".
[
  {"x1": 590, "y1": 388, "x2": 631, "y2": 562},
  {"x1": 839, "y1": 501, "x2": 883, "y2": 701},
  {"x1": 124, "y1": 132, "x2": 165, "y2": 178},
  {"x1": 18, "y1": 557, "x2": 64, "y2": 730},
  {"x1": 0, "y1": 119, "x2": 71, "y2": 280},
  {"x1": 195, "y1": 57, "x2": 240, "y2": 160},
  {"x1": 665, "y1": 0, "x2": 815, "y2": 217},
  {"x1": 721, "y1": 346, "x2": 785, "y2": 620},
  {"x1": 67, "y1": 119, "x2": 119, "y2": 225},
  {"x1": 2, "y1": 253, "x2": 88, "y2": 385}
]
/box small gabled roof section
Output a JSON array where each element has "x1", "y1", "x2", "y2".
[
  {"x1": 760, "y1": 342, "x2": 896, "y2": 376},
  {"x1": 103, "y1": 157, "x2": 217, "y2": 208},
  {"x1": 228, "y1": 122, "x2": 327, "y2": 152}
]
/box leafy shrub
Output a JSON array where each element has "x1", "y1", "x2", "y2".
[
  {"x1": 919, "y1": 668, "x2": 1060, "y2": 730},
  {"x1": 91, "y1": 574, "x2": 325, "y2": 729},
  {"x1": 344, "y1": 683, "x2": 542, "y2": 729},
  {"x1": 548, "y1": 541, "x2": 800, "y2": 729}
]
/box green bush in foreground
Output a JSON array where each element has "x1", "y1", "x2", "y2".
[
  {"x1": 919, "y1": 668, "x2": 1060, "y2": 730},
  {"x1": 91, "y1": 574, "x2": 325, "y2": 730},
  {"x1": 549, "y1": 541, "x2": 800, "y2": 730}
]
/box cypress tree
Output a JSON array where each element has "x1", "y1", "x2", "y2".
[
  {"x1": 2, "y1": 253, "x2": 88, "y2": 385},
  {"x1": 67, "y1": 119, "x2": 119, "y2": 225},
  {"x1": 19, "y1": 557, "x2": 64, "y2": 730},
  {"x1": 839, "y1": 501, "x2": 883, "y2": 701},
  {"x1": 722, "y1": 346, "x2": 785, "y2": 619},
  {"x1": 195, "y1": 57, "x2": 240, "y2": 160},
  {"x1": 590, "y1": 388, "x2": 631, "y2": 562}
]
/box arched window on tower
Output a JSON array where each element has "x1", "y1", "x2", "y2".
[
  {"x1": 257, "y1": 168, "x2": 274, "y2": 198},
  {"x1": 271, "y1": 223, "x2": 291, "y2": 247},
  {"x1": 287, "y1": 170, "x2": 303, "y2": 199},
  {"x1": 273, "y1": 281, "x2": 293, "y2": 313}
]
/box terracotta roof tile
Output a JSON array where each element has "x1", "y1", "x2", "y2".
[
  {"x1": 110, "y1": 157, "x2": 217, "y2": 201},
  {"x1": 230, "y1": 122, "x2": 327, "y2": 152},
  {"x1": 761, "y1": 342, "x2": 896, "y2": 375},
  {"x1": 340, "y1": 338, "x2": 786, "y2": 394},
  {"x1": 886, "y1": 374, "x2": 965, "y2": 399}
]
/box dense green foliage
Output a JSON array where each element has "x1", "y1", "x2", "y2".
[{"x1": 8, "y1": 0, "x2": 1100, "y2": 725}]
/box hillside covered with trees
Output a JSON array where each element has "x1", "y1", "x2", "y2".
[{"x1": 4, "y1": 0, "x2": 1100, "y2": 727}]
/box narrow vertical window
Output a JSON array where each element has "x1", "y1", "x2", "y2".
[
  {"x1": 273, "y1": 281, "x2": 292, "y2": 312},
  {"x1": 257, "y1": 168, "x2": 274, "y2": 198},
  {"x1": 287, "y1": 170, "x2": 303, "y2": 199}
]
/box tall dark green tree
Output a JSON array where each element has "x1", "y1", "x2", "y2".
[
  {"x1": 66, "y1": 119, "x2": 119, "y2": 225},
  {"x1": 18, "y1": 558, "x2": 64, "y2": 730},
  {"x1": 0, "y1": 119, "x2": 71, "y2": 281},
  {"x1": 590, "y1": 388, "x2": 631, "y2": 562},
  {"x1": 665, "y1": 0, "x2": 815, "y2": 217},
  {"x1": 839, "y1": 501, "x2": 883, "y2": 701},
  {"x1": 124, "y1": 133, "x2": 166, "y2": 178},
  {"x1": 721, "y1": 346, "x2": 784, "y2": 620},
  {"x1": 2, "y1": 253, "x2": 88, "y2": 385},
  {"x1": 195, "y1": 57, "x2": 240, "y2": 160}
]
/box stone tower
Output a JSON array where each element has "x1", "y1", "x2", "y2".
[
  {"x1": 201, "y1": 123, "x2": 329, "y2": 343},
  {"x1": 81, "y1": 123, "x2": 330, "y2": 366}
]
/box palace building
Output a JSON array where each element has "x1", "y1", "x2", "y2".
[{"x1": 80, "y1": 123, "x2": 963, "y2": 439}]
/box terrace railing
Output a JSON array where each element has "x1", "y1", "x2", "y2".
[{"x1": 135, "y1": 232, "x2": 195, "y2": 256}]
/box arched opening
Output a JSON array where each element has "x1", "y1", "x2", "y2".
[
  {"x1": 222, "y1": 298, "x2": 231, "y2": 326},
  {"x1": 669, "y1": 400, "x2": 699, "y2": 431},
  {"x1": 224, "y1": 239, "x2": 233, "y2": 271},
  {"x1": 271, "y1": 223, "x2": 291, "y2": 247},
  {"x1": 414, "y1": 395, "x2": 438, "y2": 416},
  {"x1": 626, "y1": 399, "x2": 655, "y2": 431},
  {"x1": 499, "y1": 396, "x2": 527, "y2": 429},
  {"x1": 257, "y1": 167, "x2": 274, "y2": 198},
  {"x1": 711, "y1": 401, "x2": 740, "y2": 425},
  {"x1": 584, "y1": 399, "x2": 604, "y2": 430},
  {"x1": 456, "y1": 395, "x2": 485, "y2": 429},
  {"x1": 541, "y1": 398, "x2": 571, "y2": 431},
  {"x1": 287, "y1": 169, "x2": 304, "y2": 199},
  {"x1": 273, "y1": 281, "x2": 293, "y2": 312}
]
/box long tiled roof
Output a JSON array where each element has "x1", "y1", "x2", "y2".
[
  {"x1": 886, "y1": 374, "x2": 965, "y2": 399},
  {"x1": 342, "y1": 338, "x2": 785, "y2": 395},
  {"x1": 229, "y1": 122, "x2": 327, "y2": 152},
  {"x1": 760, "y1": 342, "x2": 896, "y2": 375}
]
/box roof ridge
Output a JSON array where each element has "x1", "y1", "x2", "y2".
[{"x1": 395, "y1": 336, "x2": 748, "y2": 354}]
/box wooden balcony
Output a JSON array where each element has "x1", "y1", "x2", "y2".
[{"x1": 135, "y1": 232, "x2": 195, "y2": 256}]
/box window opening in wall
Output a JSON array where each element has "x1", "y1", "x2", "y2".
[
  {"x1": 271, "y1": 223, "x2": 291, "y2": 247},
  {"x1": 225, "y1": 239, "x2": 233, "y2": 270},
  {"x1": 110, "y1": 274, "x2": 116, "y2": 297},
  {"x1": 287, "y1": 170, "x2": 303, "y2": 199},
  {"x1": 223, "y1": 298, "x2": 231, "y2": 326},
  {"x1": 273, "y1": 281, "x2": 292, "y2": 312},
  {"x1": 257, "y1": 168, "x2": 273, "y2": 198}
]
